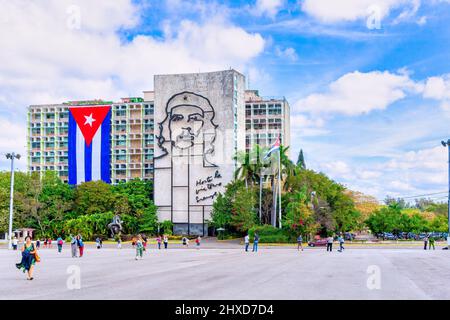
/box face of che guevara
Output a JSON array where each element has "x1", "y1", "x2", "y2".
[{"x1": 169, "y1": 105, "x2": 205, "y2": 149}]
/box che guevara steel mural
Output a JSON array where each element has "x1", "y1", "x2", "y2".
[{"x1": 155, "y1": 91, "x2": 223, "y2": 205}]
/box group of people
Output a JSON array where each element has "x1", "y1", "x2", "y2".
[
  {"x1": 244, "y1": 233, "x2": 259, "y2": 252},
  {"x1": 423, "y1": 235, "x2": 436, "y2": 250},
  {"x1": 182, "y1": 236, "x2": 202, "y2": 249},
  {"x1": 69, "y1": 235, "x2": 84, "y2": 258},
  {"x1": 326, "y1": 235, "x2": 346, "y2": 252}
]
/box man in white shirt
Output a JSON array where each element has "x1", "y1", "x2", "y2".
[
  {"x1": 244, "y1": 234, "x2": 250, "y2": 252},
  {"x1": 326, "y1": 236, "x2": 333, "y2": 252}
]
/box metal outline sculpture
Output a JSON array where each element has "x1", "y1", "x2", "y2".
[{"x1": 155, "y1": 91, "x2": 218, "y2": 167}]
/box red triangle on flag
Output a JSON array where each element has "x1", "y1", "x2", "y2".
[{"x1": 69, "y1": 106, "x2": 111, "y2": 147}]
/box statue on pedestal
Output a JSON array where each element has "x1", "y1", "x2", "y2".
[{"x1": 108, "y1": 215, "x2": 123, "y2": 238}]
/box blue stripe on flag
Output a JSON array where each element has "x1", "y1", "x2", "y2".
[
  {"x1": 101, "y1": 110, "x2": 111, "y2": 183},
  {"x1": 85, "y1": 140, "x2": 92, "y2": 182},
  {"x1": 68, "y1": 112, "x2": 77, "y2": 185}
]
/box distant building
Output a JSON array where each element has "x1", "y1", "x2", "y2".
[
  {"x1": 244, "y1": 90, "x2": 290, "y2": 155},
  {"x1": 110, "y1": 97, "x2": 154, "y2": 184}
]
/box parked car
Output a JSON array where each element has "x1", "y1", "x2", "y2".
[
  {"x1": 407, "y1": 232, "x2": 417, "y2": 240},
  {"x1": 308, "y1": 238, "x2": 328, "y2": 247},
  {"x1": 378, "y1": 232, "x2": 397, "y2": 240}
]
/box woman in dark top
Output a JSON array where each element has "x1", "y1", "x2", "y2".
[{"x1": 16, "y1": 236, "x2": 37, "y2": 280}]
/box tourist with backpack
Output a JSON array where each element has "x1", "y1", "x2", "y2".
[
  {"x1": 56, "y1": 236, "x2": 64, "y2": 253},
  {"x1": 77, "y1": 235, "x2": 84, "y2": 257}
]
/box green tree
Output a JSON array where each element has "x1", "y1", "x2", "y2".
[
  {"x1": 283, "y1": 188, "x2": 318, "y2": 237},
  {"x1": 296, "y1": 149, "x2": 306, "y2": 169},
  {"x1": 211, "y1": 180, "x2": 257, "y2": 233},
  {"x1": 230, "y1": 185, "x2": 257, "y2": 232}
]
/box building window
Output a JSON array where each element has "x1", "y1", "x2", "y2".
[
  {"x1": 115, "y1": 155, "x2": 126, "y2": 161},
  {"x1": 115, "y1": 110, "x2": 126, "y2": 117},
  {"x1": 115, "y1": 140, "x2": 126, "y2": 146}
]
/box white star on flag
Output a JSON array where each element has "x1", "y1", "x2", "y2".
[{"x1": 84, "y1": 113, "x2": 96, "y2": 127}]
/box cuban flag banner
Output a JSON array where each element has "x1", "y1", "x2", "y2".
[
  {"x1": 264, "y1": 137, "x2": 281, "y2": 160},
  {"x1": 68, "y1": 105, "x2": 111, "y2": 185}
]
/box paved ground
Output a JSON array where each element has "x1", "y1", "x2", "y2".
[{"x1": 1, "y1": 244, "x2": 449, "y2": 300}]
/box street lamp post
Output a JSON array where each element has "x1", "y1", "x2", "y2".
[
  {"x1": 6, "y1": 152, "x2": 20, "y2": 250},
  {"x1": 441, "y1": 140, "x2": 450, "y2": 249}
]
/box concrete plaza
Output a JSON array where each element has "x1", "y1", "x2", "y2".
[{"x1": 1, "y1": 244, "x2": 450, "y2": 300}]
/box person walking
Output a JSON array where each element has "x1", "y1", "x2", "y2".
[
  {"x1": 182, "y1": 236, "x2": 188, "y2": 247},
  {"x1": 429, "y1": 235, "x2": 435, "y2": 250},
  {"x1": 77, "y1": 235, "x2": 84, "y2": 257},
  {"x1": 135, "y1": 235, "x2": 144, "y2": 260},
  {"x1": 12, "y1": 236, "x2": 18, "y2": 251},
  {"x1": 338, "y1": 235, "x2": 345, "y2": 252},
  {"x1": 156, "y1": 235, "x2": 162, "y2": 250},
  {"x1": 195, "y1": 236, "x2": 201, "y2": 250},
  {"x1": 423, "y1": 235, "x2": 429, "y2": 250},
  {"x1": 95, "y1": 237, "x2": 101, "y2": 250},
  {"x1": 163, "y1": 235, "x2": 169, "y2": 249},
  {"x1": 43, "y1": 238, "x2": 48, "y2": 248},
  {"x1": 36, "y1": 239, "x2": 41, "y2": 250},
  {"x1": 297, "y1": 234, "x2": 303, "y2": 251},
  {"x1": 326, "y1": 236, "x2": 333, "y2": 252},
  {"x1": 99, "y1": 238, "x2": 103, "y2": 248},
  {"x1": 143, "y1": 236, "x2": 148, "y2": 252},
  {"x1": 56, "y1": 236, "x2": 64, "y2": 253},
  {"x1": 70, "y1": 235, "x2": 78, "y2": 258},
  {"x1": 48, "y1": 238, "x2": 52, "y2": 249},
  {"x1": 117, "y1": 237, "x2": 122, "y2": 249},
  {"x1": 15, "y1": 236, "x2": 38, "y2": 280},
  {"x1": 244, "y1": 234, "x2": 250, "y2": 252},
  {"x1": 252, "y1": 233, "x2": 259, "y2": 252}
]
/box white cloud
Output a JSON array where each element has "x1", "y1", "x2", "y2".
[
  {"x1": 275, "y1": 46, "x2": 298, "y2": 62},
  {"x1": 423, "y1": 75, "x2": 450, "y2": 109},
  {"x1": 385, "y1": 146, "x2": 446, "y2": 171},
  {"x1": 294, "y1": 70, "x2": 420, "y2": 115},
  {"x1": 254, "y1": 0, "x2": 285, "y2": 18},
  {"x1": 0, "y1": 118, "x2": 26, "y2": 170},
  {"x1": 301, "y1": 0, "x2": 420, "y2": 23},
  {"x1": 388, "y1": 180, "x2": 415, "y2": 192},
  {"x1": 290, "y1": 114, "x2": 328, "y2": 137}
]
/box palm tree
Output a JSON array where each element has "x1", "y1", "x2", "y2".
[{"x1": 234, "y1": 145, "x2": 269, "y2": 187}]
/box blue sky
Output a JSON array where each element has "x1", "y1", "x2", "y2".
[{"x1": 1, "y1": 0, "x2": 450, "y2": 201}]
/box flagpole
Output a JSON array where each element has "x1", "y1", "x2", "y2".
[
  {"x1": 273, "y1": 176, "x2": 277, "y2": 227},
  {"x1": 259, "y1": 169, "x2": 263, "y2": 223},
  {"x1": 278, "y1": 148, "x2": 282, "y2": 229}
]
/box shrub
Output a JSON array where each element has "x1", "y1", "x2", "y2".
[{"x1": 248, "y1": 225, "x2": 293, "y2": 243}]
